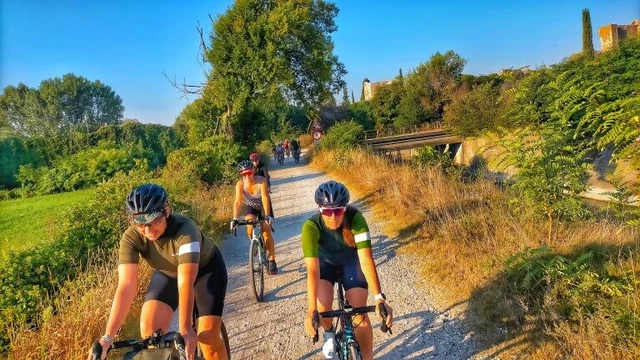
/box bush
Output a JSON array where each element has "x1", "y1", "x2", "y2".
[
  {"x1": 16, "y1": 142, "x2": 145, "y2": 196},
  {"x1": 298, "y1": 134, "x2": 314, "y2": 148},
  {"x1": 320, "y1": 120, "x2": 364, "y2": 150},
  {"x1": 165, "y1": 136, "x2": 246, "y2": 185}
]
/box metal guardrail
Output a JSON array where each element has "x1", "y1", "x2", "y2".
[{"x1": 363, "y1": 122, "x2": 444, "y2": 140}]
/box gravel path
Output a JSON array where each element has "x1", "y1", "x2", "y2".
[{"x1": 181, "y1": 152, "x2": 482, "y2": 359}]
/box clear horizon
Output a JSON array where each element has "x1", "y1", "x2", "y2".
[{"x1": 1, "y1": 0, "x2": 638, "y2": 127}]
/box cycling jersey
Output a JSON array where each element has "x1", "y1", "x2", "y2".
[
  {"x1": 119, "y1": 213, "x2": 217, "y2": 278},
  {"x1": 254, "y1": 162, "x2": 270, "y2": 187},
  {"x1": 301, "y1": 206, "x2": 371, "y2": 259}
]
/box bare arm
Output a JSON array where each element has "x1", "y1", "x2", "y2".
[
  {"x1": 233, "y1": 180, "x2": 243, "y2": 219},
  {"x1": 177, "y1": 263, "x2": 198, "y2": 334},
  {"x1": 259, "y1": 180, "x2": 271, "y2": 217},
  {"x1": 356, "y1": 248, "x2": 382, "y2": 296},
  {"x1": 104, "y1": 263, "x2": 139, "y2": 338},
  {"x1": 304, "y1": 257, "x2": 321, "y2": 312}
]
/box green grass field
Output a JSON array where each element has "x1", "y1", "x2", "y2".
[{"x1": 0, "y1": 189, "x2": 94, "y2": 255}]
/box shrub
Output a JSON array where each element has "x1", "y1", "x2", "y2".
[
  {"x1": 320, "y1": 120, "x2": 364, "y2": 150},
  {"x1": 298, "y1": 134, "x2": 314, "y2": 148},
  {"x1": 165, "y1": 136, "x2": 246, "y2": 185}
]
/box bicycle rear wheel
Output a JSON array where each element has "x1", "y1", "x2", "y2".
[{"x1": 249, "y1": 239, "x2": 264, "y2": 301}]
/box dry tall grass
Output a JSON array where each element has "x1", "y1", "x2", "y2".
[{"x1": 310, "y1": 148, "x2": 640, "y2": 359}]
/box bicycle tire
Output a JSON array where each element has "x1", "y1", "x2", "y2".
[
  {"x1": 194, "y1": 320, "x2": 230, "y2": 359},
  {"x1": 347, "y1": 343, "x2": 361, "y2": 360},
  {"x1": 249, "y1": 239, "x2": 264, "y2": 302},
  {"x1": 221, "y1": 320, "x2": 231, "y2": 359}
]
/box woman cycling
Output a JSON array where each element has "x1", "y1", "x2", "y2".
[
  {"x1": 89, "y1": 183, "x2": 228, "y2": 360},
  {"x1": 302, "y1": 181, "x2": 393, "y2": 360},
  {"x1": 231, "y1": 160, "x2": 278, "y2": 274}
]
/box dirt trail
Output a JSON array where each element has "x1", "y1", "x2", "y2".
[{"x1": 208, "y1": 153, "x2": 480, "y2": 359}]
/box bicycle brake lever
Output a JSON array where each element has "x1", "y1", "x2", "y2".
[
  {"x1": 312, "y1": 310, "x2": 320, "y2": 344},
  {"x1": 91, "y1": 341, "x2": 103, "y2": 360},
  {"x1": 378, "y1": 303, "x2": 392, "y2": 334}
]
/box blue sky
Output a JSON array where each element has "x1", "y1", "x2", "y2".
[{"x1": 1, "y1": 0, "x2": 639, "y2": 126}]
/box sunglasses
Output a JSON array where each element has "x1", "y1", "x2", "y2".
[
  {"x1": 133, "y1": 211, "x2": 164, "y2": 228},
  {"x1": 319, "y1": 207, "x2": 346, "y2": 217},
  {"x1": 241, "y1": 171, "x2": 254, "y2": 177}
]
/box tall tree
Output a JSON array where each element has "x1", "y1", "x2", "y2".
[
  {"x1": 0, "y1": 74, "x2": 124, "y2": 137},
  {"x1": 205, "y1": 0, "x2": 346, "y2": 140},
  {"x1": 582, "y1": 8, "x2": 595, "y2": 59},
  {"x1": 351, "y1": 90, "x2": 355, "y2": 104},
  {"x1": 341, "y1": 84, "x2": 350, "y2": 106}
]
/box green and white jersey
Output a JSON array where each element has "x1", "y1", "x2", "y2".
[
  {"x1": 119, "y1": 213, "x2": 216, "y2": 278},
  {"x1": 301, "y1": 207, "x2": 371, "y2": 259}
]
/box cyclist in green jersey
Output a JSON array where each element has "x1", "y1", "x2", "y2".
[
  {"x1": 89, "y1": 184, "x2": 228, "y2": 360},
  {"x1": 301, "y1": 181, "x2": 393, "y2": 360}
]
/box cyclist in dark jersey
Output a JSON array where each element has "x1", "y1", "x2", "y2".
[
  {"x1": 90, "y1": 184, "x2": 228, "y2": 360},
  {"x1": 301, "y1": 181, "x2": 393, "y2": 360},
  {"x1": 231, "y1": 160, "x2": 278, "y2": 274},
  {"x1": 250, "y1": 152, "x2": 274, "y2": 218}
]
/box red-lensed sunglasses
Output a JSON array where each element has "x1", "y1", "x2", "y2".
[
  {"x1": 319, "y1": 207, "x2": 346, "y2": 217},
  {"x1": 241, "y1": 171, "x2": 254, "y2": 177}
]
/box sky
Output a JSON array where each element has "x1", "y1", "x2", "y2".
[{"x1": 1, "y1": 0, "x2": 639, "y2": 126}]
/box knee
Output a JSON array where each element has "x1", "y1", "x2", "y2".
[{"x1": 198, "y1": 329, "x2": 225, "y2": 353}]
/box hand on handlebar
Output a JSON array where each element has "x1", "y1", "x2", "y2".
[
  {"x1": 230, "y1": 218, "x2": 238, "y2": 231},
  {"x1": 87, "y1": 338, "x2": 110, "y2": 360},
  {"x1": 305, "y1": 309, "x2": 321, "y2": 341},
  {"x1": 266, "y1": 216, "x2": 274, "y2": 225},
  {"x1": 375, "y1": 301, "x2": 394, "y2": 334}
]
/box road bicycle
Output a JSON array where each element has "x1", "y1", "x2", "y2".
[
  {"x1": 91, "y1": 306, "x2": 230, "y2": 359},
  {"x1": 312, "y1": 269, "x2": 391, "y2": 360},
  {"x1": 233, "y1": 218, "x2": 274, "y2": 302}
]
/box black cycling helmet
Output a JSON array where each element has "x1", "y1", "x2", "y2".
[
  {"x1": 236, "y1": 160, "x2": 254, "y2": 173},
  {"x1": 314, "y1": 181, "x2": 350, "y2": 207},
  {"x1": 125, "y1": 183, "x2": 168, "y2": 215}
]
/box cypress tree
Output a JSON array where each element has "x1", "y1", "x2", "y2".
[
  {"x1": 341, "y1": 84, "x2": 350, "y2": 105},
  {"x1": 351, "y1": 90, "x2": 355, "y2": 103},
  {"x1": 582, "y1": 8, "x2": 594, "y2": 59}
]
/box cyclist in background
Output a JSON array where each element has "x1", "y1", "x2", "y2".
[
  {"x1": 291, "y1": 139, "x2": 301, "y2": 160},
  {"x1": 89, "y1": 183, "x2": 228, "y2": 360},
  {"x1": 231, "y1": 160, "x2": 278, "y2": 274},
  {"x1": 301, "y1": 181, "x2": 393, "y2": 360},
  {"x1": 250, "y1": 152, "x2": 274, "y2": 217},
  {"x1": 283, "y1": 139, "x2": 290, "y2": 158}
]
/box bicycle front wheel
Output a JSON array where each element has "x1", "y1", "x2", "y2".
[
  {"x1": 221, "y1": 320, "x2": 231, "y2": 359},
  {"x1": 249, "y1": 239, "x2": 264, "y2": 302},
  {"x1": 347, "y1": 343, "x2": 361, "y2": 360}
]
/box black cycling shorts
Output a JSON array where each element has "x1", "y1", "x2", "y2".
[
  {"x1": 144, "y1": 246, "x2": 228, "y2": 317},
  {"x1": 319, "y1": 250, "x2": 368, "y2": 291}
]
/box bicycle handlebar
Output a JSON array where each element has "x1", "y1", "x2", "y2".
[
  {"x1": 231, "y1": 219, "x2": 275, "y2": 236},
  {"x1": 311, "y1": 304, "x2": 392, "y2": 343},
  {"x1": 91, "y1": 330, "x2": 186, "y2": 360}
]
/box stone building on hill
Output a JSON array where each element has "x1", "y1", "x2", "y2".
[{"x1": 598, "y1": 19, "x2": 640, "y2": 51}]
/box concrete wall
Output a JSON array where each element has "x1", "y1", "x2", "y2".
[{"x1": 599, "y1": 19, "x2": 640, "y2": 51}]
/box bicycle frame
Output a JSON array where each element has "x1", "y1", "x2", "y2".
[
  {"x1": 234, "y1": 219, "x2": 270, "y2": 302},
  {"x1": 312, "y1": 272, "x2": 391, "y2": 360}
]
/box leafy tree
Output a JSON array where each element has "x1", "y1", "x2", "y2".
[
  {"x1": 321, "y1": 120, "x2": 364, "y2": 149},
  {"x1": 0, "y1": 74, "x2": 124, "y2": 137},
  {"x1": 347, "y1": 101, "x2": 375, "y2": 130},
  {"x1": 582, "y1": 8, "x2": 594, "y2": 59},
  {"x1": 498, "y1": 123, "x2": 591, "y2": 243},
  {"x1": 369, "y1": 79, "x2": 403, "y2": 128},
  {"x1": 444, "y1": 82, "x2": 502, "y2": 136},
  {"x1": 204, "y1": 0, "x2": 346, "y2": 140}
]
